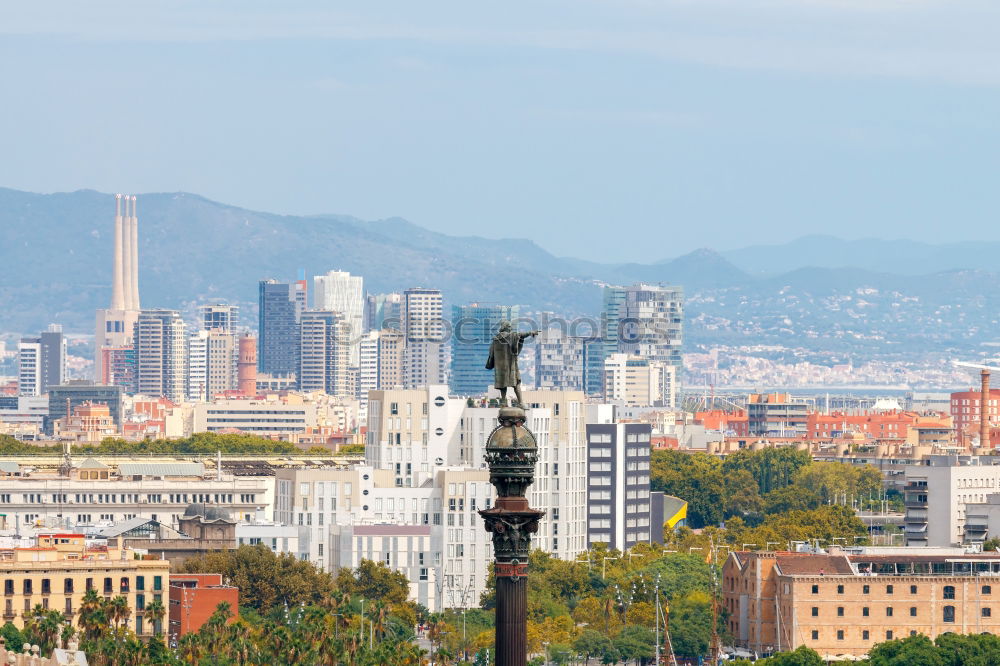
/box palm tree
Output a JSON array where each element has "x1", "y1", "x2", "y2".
[
  {"x1": 78, "y1": 588, "x2": 104, "y2": 639},
  {"x1": 178, "y1": 632, "x2": 202, "y2": 664},
  {"x1": 109, "y1": 595, "x2": 131, "y2": 631},
  {"x1": 38, "y1": 610, "x2": 67, "y2": 653},
  {"x1": 143, "y1": 599, "x2": 166, "y2": 637}
]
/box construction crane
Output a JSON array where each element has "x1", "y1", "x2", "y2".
[{"x1": 952, "y1": 361, "x2": 1000, "y2": 448}]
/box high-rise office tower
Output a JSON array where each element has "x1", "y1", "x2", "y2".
[
  {"x1": 187, "y1": 329, "x2": 237, "y2": 401},
  {"x1": 364, "y1": 292, "x2": 403, "y2": 332},
  {"x1": 200, "y1": 303, "x2": 239, "y2": 333},
  {"x1": 313, "y1": 270, "x2": 364, "y2": 366},
  {"x1": 299, "y1": 311, "x2": 350, "y2": 396},
  {"x1": 357, "y1": 328, "x2": 406, "y2": 411},
  {"x1": 402, "y1": 288, "x2": 447, "y2": 388},
  {"x1": 95, "y1": 194, "x2": 140, "y2": 381},
  {"x1": 295, "y1": 277, "x2": 308, "y2": 318},
  {"x1": 534, "y1": 329, "x2": 584, "y2": 392},
  {"x1": 17, "y1": 340, "x2": 41, "y2": 397},
  {"x1": 600, "y1": 284, "x2": 684, "y2": 388},
  {"x1": 450, "y1": 304, "x2": 518, "y2": 396},
  {"x1": 258, "y1": 279, "x2": 300, "y2": 379},
  {"x1": 135, "y1": 309, "x2": 187, "y2": 402},
  {"x1": 17, "y1": 325, "x2": 66, "y2": 397}
]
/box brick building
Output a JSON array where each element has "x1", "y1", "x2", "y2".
[
  {"x1": 167, "y1": 573, "x2": 239, "y2": 640},
  {"x1": 723, "y1": 548, "x2": 1000, "y2": 659}
]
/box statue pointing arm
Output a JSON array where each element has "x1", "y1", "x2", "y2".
[{"x1": 486, "y1": 322, "x2": 539, "y2": 407}]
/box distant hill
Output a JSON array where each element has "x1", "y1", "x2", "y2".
[
  {"x1": 718, "y1": 234, "x2": 1000, "y2": 276},
  {"x1": 2, "y1": 187, "x2": 1000, "y2": 356}
]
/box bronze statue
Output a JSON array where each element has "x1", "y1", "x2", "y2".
[{"x1": 485, "y1": 321, "x2": 539, "y2": 407}]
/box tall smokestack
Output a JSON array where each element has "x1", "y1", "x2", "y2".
[
  {"x1": 121, "y1": 194, "x2": 134, "y2": 311},
  {"x1": 129, "y1": 195, "x2": 140, "y2": 310},
  {"x1": 111, "y1": 194, "x2": 126, "y2": 310},
  {"x1": 238, "y1": 335, "x2": 258, "y2": 396},
  {"x1": 982, "y1": 369, "x2": 991, "y2": 449}
]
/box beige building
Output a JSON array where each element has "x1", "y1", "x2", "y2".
[
  {"x1": 603, "y1": 354, "x2": 676, "y2": 408},
  {"x1": 52, "y1": 402, "x2": 118, "y2": 443},
  {"x1": 724, "y1": 548, "x2": 1000, "y2": 659},
  {"x1": 0, "y1": 533, "x2": 170, "y2": 637}
]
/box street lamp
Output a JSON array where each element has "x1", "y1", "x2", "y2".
[{"x1": 602, "y1": 555, "x2": 620, "y2": 580}]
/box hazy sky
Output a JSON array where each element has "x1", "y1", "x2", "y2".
[{"x1": 3, "y1": 1, "x2": 1000, "y2": 263}]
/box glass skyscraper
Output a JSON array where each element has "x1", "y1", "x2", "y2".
[
  {"x1": 449, "y1": 303, "x2": 518, "y2": 396},
  {"x1": 258, "y1": 279, "x2": 299, "y2": 378}
]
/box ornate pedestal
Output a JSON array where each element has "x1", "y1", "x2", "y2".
[{"x1": 480, "y1": 407, "x2": 544, "y2": 666}]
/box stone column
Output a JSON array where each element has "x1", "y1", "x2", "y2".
[{"x1": 480, "y1": 407, "x2": 544, "y2": 666}]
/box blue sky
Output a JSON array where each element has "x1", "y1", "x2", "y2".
[{"x1": 3, "y1": 1, "x2": 1000, "y2": 262}]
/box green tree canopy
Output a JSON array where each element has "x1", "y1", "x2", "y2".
[{"x1": 178, "y1": 544, "x2": 337, "y2": 611}]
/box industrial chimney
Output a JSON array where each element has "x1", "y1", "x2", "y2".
[{"x1": 982, "y1": 369, "x2": 991, "y2": 448}]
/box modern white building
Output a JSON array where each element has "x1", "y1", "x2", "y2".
[
  {"x1": 275, "y1": 464, "x2": 490, "y2": 610},
  {"x1": 584, "y1": 421, "x2": 655, "y2": 550},
  {"x1": 187, "y1": 330, "x2": 238, "y2": 401},
  {"x1": 299, "y1": 311, "x2": 351, "y2": 397},
  {"x1": 357, "y1": 329, "x2": 405, "y2": 419},
  {"x1": 313, "y1": 271, "x2": 364, "y2": 366},
  {"x1": 603, "y1": 353, "x2": 677, "y2": 408},
  {"x1": 187, "y1": 397, "x2": 319, "y2": 436},
  {"x1": 366, "y1": 386, "x2": 466, "y2": 486},
  {"x1": 136, "y1": 310, "x2": 187, "y2": 403},
  {"x1": 17, "y1": 326, "x2": 66, "y2": 397},
  {"x1": 0, "y1": 459, "x2": 269, "y2": 530},
  {"x1": 235, "y1": 521, "x2": 307, "y2": 559},
  {"x1": 402, "y1": 288, "x2": 448, "y2": 388},
  {"x1": 904, "y1": 455, "x2": 1000, "y2": 547},
  {"x1": 534, "y1": 330, "x2": 584, "y2": 392}
]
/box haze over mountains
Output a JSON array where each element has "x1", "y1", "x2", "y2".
[{"x1": 2, "y1": 187, "x2": 998, "y2": 357}]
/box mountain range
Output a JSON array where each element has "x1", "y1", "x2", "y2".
[{"x1": 1, "y1": 187, "x2": 998, "y2": 357}]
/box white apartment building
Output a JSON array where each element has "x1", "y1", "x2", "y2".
[
  {"x1": 236, "y1": 521, "x2": 307, "y2": 559},
  {"x1": 0, "y1": 460, "x2": 269, "y2": 530},
  {"x1": 188, "y1": 398, "x2": 319, "y2": 436},
  {"x1": 274, "y1": 465, "x2": 490, "y2": 610},
  {"x1": 904, "y1": 455, "x2": 1000, "y2": 547}
]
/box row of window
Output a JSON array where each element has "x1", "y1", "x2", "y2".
[
  {"x1": 812, "y1": 621, "x2": 968, "y2": 643},
  {"x1": 3, "y1": 493, "x2": 249, "y2": 505},
  {"x1": 3, "y1": 575, "x2": 162, "y2": 595},
  {"x1": 811, "y1": 605, "x2": 990, "y2": 619},
  {"x1": 809, "y1": 583, "x2": 988, "y2": 597}
]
